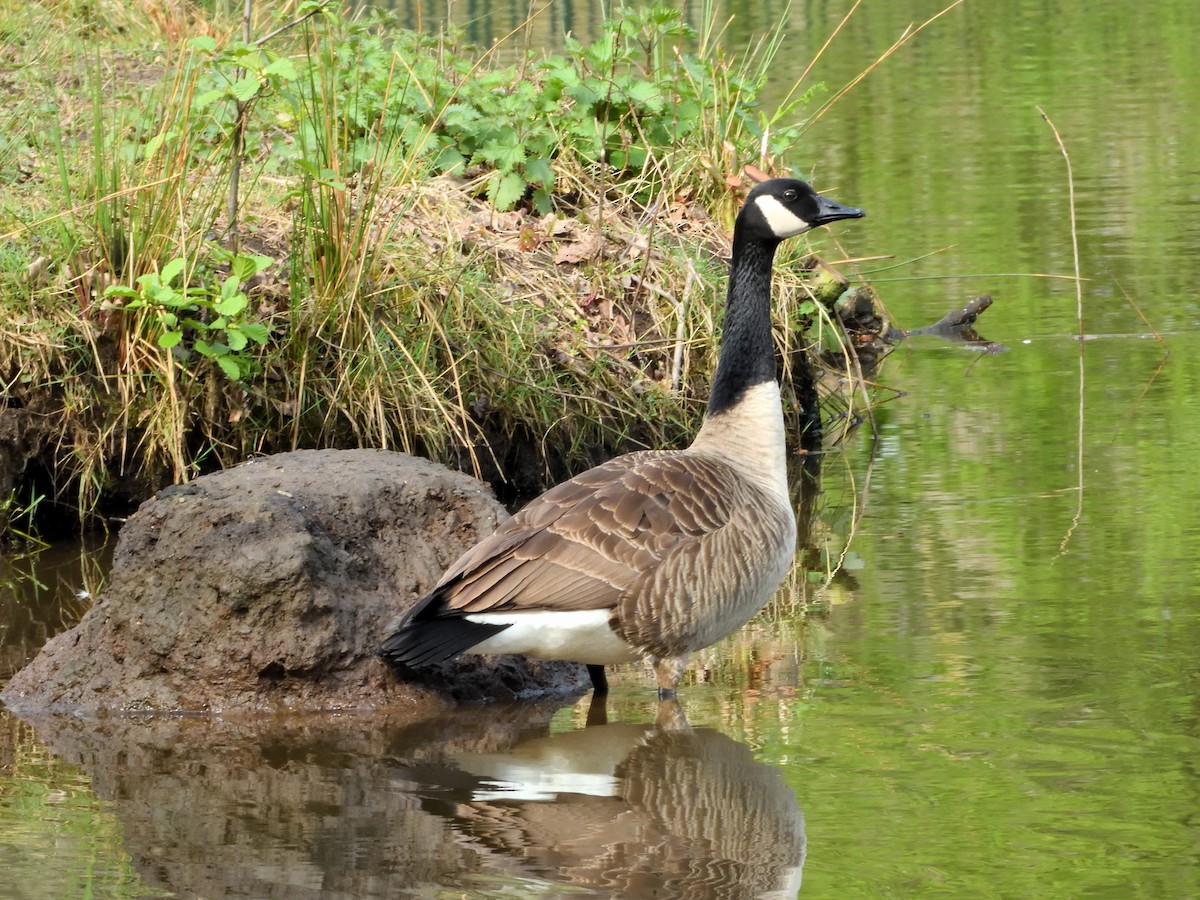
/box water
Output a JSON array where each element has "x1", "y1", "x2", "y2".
[{"x1": 3, "y1": 1, "x2": 1200, "y2": 896}]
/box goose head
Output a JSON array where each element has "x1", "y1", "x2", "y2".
[{"x1": 742, "y1": 178, "x2": 865, "y2": 241}]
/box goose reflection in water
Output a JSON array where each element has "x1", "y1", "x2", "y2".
[
  {"x1": 18, "y1": 695, "x2": 804, "y2": 898},
  {"x1": 402, "y1": 697, "x2": 806, "y2": 899}
]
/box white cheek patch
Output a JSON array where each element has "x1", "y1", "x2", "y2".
[{"x1": 754, "y1": 194, "x2": 812, "y2": 238}]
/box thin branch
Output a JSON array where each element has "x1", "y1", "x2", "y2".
[
  {"x1": 226, "y1": 0, "x2": 254, "y2": 253},
  {"x1": 1039, "y1": 107, "x2": 1084, "y2": 557},
  {"x1": 819, "y1": 442, "x2": 878, "y2": 593},
  {"x1": 866, "y1": 271, "x2": 1084, "y2": 284},
  {"x1": 254, "y1": 0, "x2": 337, "y2": 47}
]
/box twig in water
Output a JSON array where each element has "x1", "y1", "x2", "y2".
[
  {"x1": 1038, "y1": 107, "x2": 1084, "y2": 557},
  {"x1": 1109, "y1": 269, "x2": 1170, "y2": 435},
  {"x1": 1109, "y1": 270, "x2": 1168, "y2": 350},
  {"x1": 818, "y1": 441, "x2": 878, "y2": 594}
]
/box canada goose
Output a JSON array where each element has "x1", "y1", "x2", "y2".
[{"x1": 381, "y1": 178, "x2": 864, "y2": 696}]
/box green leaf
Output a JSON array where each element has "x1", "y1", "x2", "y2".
[
  {"x1": 262, "y1": 57, "x2": 298, "y2": 81},
  {"x1": 213, "y1": 292, "x2": 248, "y2": 316},
  {"x1": 626, "y1": 80, "x2": 664, "y2": 112},
  {"x1": 194, "y1": 89, "x2": 225, "y2": 110},
  {"x1": 435, "y1": 146, "x2": 467, "y2": 174},
  {"x1": 523, "y1": 157, "x2": 554, "y2": 188},
  {"x1": 295, "y1": 0, "x2": 328, "y2": 16},
  {"x1": 316, "y1": 168, "x2": 347, "y2": 190},
  {"x1": 216, "y1": 356, "x2": 241, "y2": 380},
  {"x1": 157, "y1": 330, "x2": 183, "y2": 349},
  {"x1": 567, "y1": 78, "x2": 603, "y2": 109},
  {"x1": 143, "y1": 130, "x2": 174, "y2": 160},
  {"x1": 442, "y1": 103, "x2": 483, "y2": 131},
  {"x1": 488, "y1": 171, "x2": 527, "y2": 210},
  {"x1": 194, "y1": 339, "x2": 214, "y2": 359},
  {"x1": 479, "y1": 136, "x2": 526, "y2": 170},
  {"x1": 135, "y1": 272, "x2": 162, "y2": 292},
  {"x1": 531, "y1": 187, "x2": 553, "y2": 216},
  {"x1": 159, "y1": 289, "x2": 195, "y2": 309},
  {"x1": 230, "y1": 76, "x2": 261, "y2": 103},
  {"x1": 225, "y1": 329, "x2": 248, "y2": 352},
  {"x1": 238, "y1": 322, "x2": 270, "y2": 345},
  {"x1": 161, "y1": 258, "x2": 185, "y2": 286},
  {"x1": 229, "y1": 254, "x2": 266, "y2": 282},
  {"x1": 187, "y1": 36, "x2": 217, "y2": 52},
  {"x1": 248, "y1": 255, "x2": 273, "y2": 275}
]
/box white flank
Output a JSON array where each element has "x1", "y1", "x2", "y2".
[
  {"x1": 754, "y1": 194, "x2": 812, "y2": 238},
  {"x1": 466, "y1": 608, "x2": 638, "y2": 665}
]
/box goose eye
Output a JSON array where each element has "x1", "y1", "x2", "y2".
[{"x1": 782, "y1": 189, "x2": 797, "y2": 201}]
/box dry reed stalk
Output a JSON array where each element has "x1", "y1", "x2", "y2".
[{"x1": 804, "y1": 0, "x2": 967, "y2": 133}]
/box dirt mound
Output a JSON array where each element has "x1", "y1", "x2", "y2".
[{"x1": 0, "y1": 449, "x2": 587, "y2": 714}]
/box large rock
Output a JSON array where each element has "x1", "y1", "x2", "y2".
[{"x1": 0, "y1": 449, "x2": 587, "y2": 714}]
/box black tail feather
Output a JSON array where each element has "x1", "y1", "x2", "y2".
[{"x1": 380, "y1": 615, "x2": 508, "y2": 668}]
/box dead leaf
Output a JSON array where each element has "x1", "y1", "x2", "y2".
[
  {"x1": 27, "y1": 255, "x2": 51, "y2": 288},
  {"x1": 554, "y1": 230, "x2": 603, "y2": 265}
]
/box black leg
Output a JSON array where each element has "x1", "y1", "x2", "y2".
[
  {"x1": 587, "y1": 664, "x2": 608, "y2": 695},
  {"x1": 585, "y1": 691, "x2": 609, "y2": 727}
]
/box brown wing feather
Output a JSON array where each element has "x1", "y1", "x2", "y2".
[{"x1": 433, "y1": 450, "x2": 747, "y2": 616}]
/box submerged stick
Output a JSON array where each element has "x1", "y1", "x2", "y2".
[{"x1": 1038, "y1": 107, "x2": 1084, "y2": 557}]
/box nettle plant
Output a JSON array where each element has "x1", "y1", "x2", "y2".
[
  {"x1": 298, "y1": 5, "x2": 808, "y2": 212},
  {"x1": 102, "y1": 254, "x2": 273, "y2": 380}
]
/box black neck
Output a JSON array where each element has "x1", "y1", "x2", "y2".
[{"x1": 706, "y1": 230, "x2": 780, "y2": 416}]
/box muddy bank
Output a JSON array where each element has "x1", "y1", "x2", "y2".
[{"x1": 0, "y1": 449, "x2": 588, "y2": 714}]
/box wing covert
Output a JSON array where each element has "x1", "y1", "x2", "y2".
[{"x1": 431, "y1": 452, "x2": 747, "y2": 616}]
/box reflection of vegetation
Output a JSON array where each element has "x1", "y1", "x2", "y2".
[
  {"x1": 0, "y1": 715, "x2": 154, "y2": 897},
  {"x1": 0, "y1": 489, "x2": 47, "y2": 547},
  {"x1": 0, "y1": 537, "x2": 108, "y2": 680}
]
